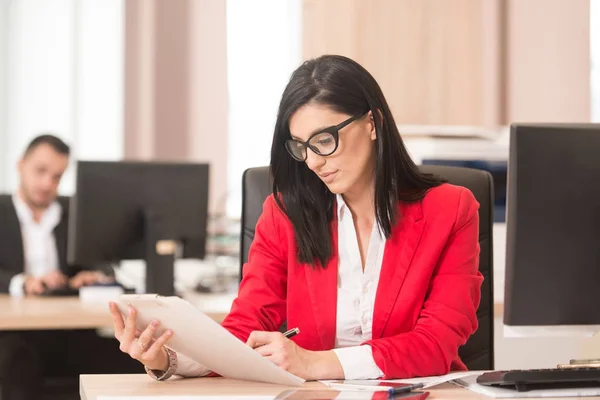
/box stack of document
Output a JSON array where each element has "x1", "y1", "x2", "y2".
[
  {"x1": 98, "y1": 397, "x2": 275, "y2": 400},
  {"x1": 320, "y1": 371, "x2": 480, "y2": 391}
]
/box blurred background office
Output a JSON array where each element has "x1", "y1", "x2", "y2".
[{"x1": 0, "y1": 0, "x2": 598, "y2": 371}]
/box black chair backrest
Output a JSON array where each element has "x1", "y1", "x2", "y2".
[{"x1": 240, "y1": 165, "x2": 494, "y2": 370}]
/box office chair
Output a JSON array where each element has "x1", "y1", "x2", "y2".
[{"x1": 240, "y1": 165, "x2": 494, "y2": 371}]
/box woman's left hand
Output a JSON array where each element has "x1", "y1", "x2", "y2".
[{"x1": 247, "y1": 331, "x2": 343, "y2": 380}]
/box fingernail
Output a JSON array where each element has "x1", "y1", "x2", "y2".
[
  {"x1": 166, "y1": 330, "x2": 172, "y2": 336},
  {"x1": 151, "y1": 320, "x2": 159, "y2": 327},
  {"x1": 128, "y1": 306, "x2": 133, "y2": 315}
]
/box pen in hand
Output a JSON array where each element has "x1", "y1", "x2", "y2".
[
  {"x1": 282, "y1": 327, "x2": 300, "y2": 339},
  {"x1": 388, "y1": 383, "x2": 424, "y2": 397},
  {"x1": 251, "y1": 327, "x2": 300, "y2": 349}
]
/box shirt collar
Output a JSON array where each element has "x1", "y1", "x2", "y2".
[
  {"x1": 12, "y1": 193, "x2": 62, "y2": 231},
  {"x1": 336, "y1": 194, "x2": 347, "y2": 221},
  {"x1": 336, "y1": 193, "x2": 385, "y2": 239}
]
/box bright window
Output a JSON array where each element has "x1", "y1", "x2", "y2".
[
  {"x1": 225, "y1": 0, "x2": 302, "y2": 216},
  {"x1": 0, "y1": 0, "x2": 124, "y2": 194}
]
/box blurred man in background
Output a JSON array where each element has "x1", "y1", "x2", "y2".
[
  {"x1": 0, "y1": 134, "x2": 112, "y2": 295},
  {"x1": 0, "y1": 134, "x2": 141, "y2": 400}
]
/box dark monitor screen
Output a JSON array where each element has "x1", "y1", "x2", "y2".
[
  {"x1": 67, "y1": 161, "x2": 209, "y2": 295},
  {"x1": 504, "y1": 124, "x2": 600, "y2": 327}
]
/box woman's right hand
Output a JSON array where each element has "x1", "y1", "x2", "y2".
[{"x1": 109, "y1": 302, "x2": 174, "y2": 371}]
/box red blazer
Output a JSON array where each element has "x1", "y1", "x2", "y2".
[{"x1": 221, "y1": 183, "x2": 483, "y2": 379}]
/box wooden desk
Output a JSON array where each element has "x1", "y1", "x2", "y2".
[
  {"x1": 0, "y1": 293, "x2": 505, "y2": 331},
  {"x1": 81, "y1": 375, "x2": 582, "y2": 400},
  {"x1": 0, "y1": 292, "x2": 235, "y2": 331}
]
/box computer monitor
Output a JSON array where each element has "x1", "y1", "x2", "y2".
[
  {"x1": 68, "y1": 161, "x2": 210, "y2": 296},
  {"x1": 504, "y1": 124, "x2": 600, "y2": 334}
]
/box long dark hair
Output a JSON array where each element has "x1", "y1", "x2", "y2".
[{"x1": 270, "y1": 55, "x2": 444, "y2": 267}]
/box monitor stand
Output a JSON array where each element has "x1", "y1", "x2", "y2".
[{"x1": 143, "y1": 208, "x2": 178, "y2": 296}]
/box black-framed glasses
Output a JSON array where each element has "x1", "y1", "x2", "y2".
[{"x1": 285, "y1": 111, "x2": 368, "y2": 162}]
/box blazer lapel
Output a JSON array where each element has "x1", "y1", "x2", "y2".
[
  {"x1": 6, "y1": 200, "x2": 25, "y2": 273},
  {"x1": 54, "y1": 216, "x2": 68, "y2": 274},
  {"x1": 372, "y1": 201, "x2": 425, "y2": 339},
  {"x1": 54, "y1": 196, "x2": 70, "y2": 274},
  {"x1": 304, "y1": 218, "x2": 338, "y2": 351},
  {"x1": 4, "y1": 197, "x2": 69, "y2": 275}
]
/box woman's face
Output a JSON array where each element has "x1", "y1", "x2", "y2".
[{"x1": 288, "y1": 103, "x2": 377, "y2": 195}]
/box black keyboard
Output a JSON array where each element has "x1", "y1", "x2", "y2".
[
  {"x1": 477, "y1": 368, "x2": 600, "y2": 392},
  {"x1": 40, "y1": 287, "x2": 80, "y2": 297}
]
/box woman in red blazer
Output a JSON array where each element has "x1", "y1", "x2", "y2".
[{"x1": 110, "y1": 55, "x2": 483, "y2": 381}]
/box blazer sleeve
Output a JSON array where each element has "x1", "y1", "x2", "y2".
[
  {"x1": 0, "y1": 269, "x2": 18, "y2": 293},
  {"x1": 221, "y1": 196, "x2": 288, "y2": 342},
  {"x1": 365, "y1": 188, "x2": 483, "y2": 379}
]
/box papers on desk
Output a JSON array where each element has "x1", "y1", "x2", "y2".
[
  {"x1": 383, "y1": 371, "x2": 481, "y2": 388},
  {"x1": 453, "y1": 374, "x2": 600, "y2": 398},
  {"x1": 98, "y1": 397, "x2": 275, "y2": 400},
  {"x1": 320, "y1": 371, "x2": 480, "y2": 391},
  {"x1": 79, "y1": 285, "x2": 124, "y2": 303}
]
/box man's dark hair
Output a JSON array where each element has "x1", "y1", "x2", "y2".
[{"x1": 23, "y1": 134, "x2": 70, "y2": 157}]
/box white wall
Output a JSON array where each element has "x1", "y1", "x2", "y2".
[
  {"x1": 75, "y1": 0, "x2": 124, "y2": 162},
  {"x1": 0, "y1": 0, "x2": 123, "y2": 195},
  {"x1": 225, "y1": 0, "x2": 302, "y2": 216},
  {"x1": 4, "y1": 0, "x2": 76, "y2": 192}
]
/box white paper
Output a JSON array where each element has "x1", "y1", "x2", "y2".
[
  {"x1": 320, "y1": 371, "x2": 481, "y2": 391},
  {"x1": 318, "y1": 381, "x2": 396, "y2": 392},
  {"x1": 98, "y1": 397, "x2": 274, "y2": 400},
  {"x1": 453, "y1": 373, "x2": 600, "y2": 398},
  {"x1": 116, "y1": 294, "x2": 304, "y2": 387},
  {"x1": 79, "y1": 286, "x2": 124, "y2": 303},
  {"x1": 382, "y1": 371, "x2": 482, "y2": 388}
]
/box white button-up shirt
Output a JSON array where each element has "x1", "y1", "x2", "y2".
[
  {"x1": 8, "y1": 194, "x2": 62, "y2": 296},
  {"x1": 174, "y1": 194, "x2": 385, "y2": 379},
  {"x1": 330, "y1": 194, "x2": 384, "y2": 379}
]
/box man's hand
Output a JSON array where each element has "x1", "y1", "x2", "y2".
[
  {"x1": 41, "y1": 270, "x2": 68, "y2": 290},
  {"x1": 24, "y1": 270, "x2": 68, "y2": 295},
  {"x1": 69, "y1": 270, "x2": 114, "y2": 289},
  {"x1": 24, "y1": 276, "x2": 45, "y2": 295}
]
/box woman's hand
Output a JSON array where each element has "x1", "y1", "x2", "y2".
[
  {"x1": 247, "y1": 331, "x2": 344, "y2": 380},
  {"x1": 109, "y1": 302, "x2": 173, "y2": 371}
]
